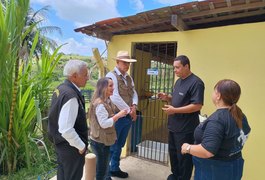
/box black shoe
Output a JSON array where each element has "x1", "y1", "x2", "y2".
[
  {"x1": 167, "y1": 174, "x2": 177, "y2": 180},
  {"x1": 110, "y1": 170, "x2": 129, "y2": 178},
  {"x1": 105, "y1": 177, "x2": 112, "y2": 180}
]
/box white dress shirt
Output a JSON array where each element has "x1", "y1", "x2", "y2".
[
  {"x1": 58, "y1": 82, "x2": 85, "y2": 151},
  {"x1": 95, "y1": 103, "x2": 114, "y2": 128},
  {"x1": 106, "y1": 67, "x2": 138, "y2": 112}
]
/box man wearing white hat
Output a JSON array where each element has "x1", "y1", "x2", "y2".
[{"x1": 106, "y1": 50, "x2": 138, "y2": 179}]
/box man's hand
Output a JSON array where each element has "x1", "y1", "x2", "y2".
[
  {"x1": 157, "y1": 92, "x2": 167, "y2": 100},
  {"x1": 157, "y1": 92, "x2": 172, "y2": 102},
  {"x1": 162, "y1": 104, "x2": 176, "y2": 115},
  {"x1": 79, "y1": 147, "x2": 86, "y2": 155},
  {"x1": 130, "y1": 105, "x2": 137, "y2": 121}
]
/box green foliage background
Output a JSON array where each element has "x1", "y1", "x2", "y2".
[
  {"x1": 0, "y1": 1, "x2": 98, "y2": 178},
  {"x1": 51, "y1": 54, "x2": 97, "y2": 91}
]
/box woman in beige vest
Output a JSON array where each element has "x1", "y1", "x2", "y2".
[{"x1": 89, "y1": 77, "x2": 128, "y2": 180}]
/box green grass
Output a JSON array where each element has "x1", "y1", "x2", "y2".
[
  {"x1": 0, "y1": 143, "x2": 57, "y2": 180},
  {"x1": 0, "y1": 162, "x2": 57, "y2": 180}
]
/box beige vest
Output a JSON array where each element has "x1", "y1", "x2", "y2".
[
  {"x1": 113, "y1": 71, "x2": 134, "y2": 106},
  {"x1": 89, "y1": 98, "x2": 116, "y2": 146}
]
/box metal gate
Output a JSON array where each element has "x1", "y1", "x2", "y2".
[{"x1": 130, "y1": 42, "x2": 177, "y2": 165}]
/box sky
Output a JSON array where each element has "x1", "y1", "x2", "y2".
[{"x1": 30, "y1": 0, "x2": 195, "y2": 56}]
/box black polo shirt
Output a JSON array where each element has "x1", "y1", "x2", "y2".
[
  {"x1": 194, "y1": 108, "x2": 251, "y2": 161},
  {"x1": 168, "y1": 73, "x2": 204, "y2": 133}
]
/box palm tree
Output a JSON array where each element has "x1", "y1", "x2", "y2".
[{"x1": 23, "y1": 5, "x2": 62, "y2": 60}]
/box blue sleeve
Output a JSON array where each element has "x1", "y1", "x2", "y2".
[{"x1": 201, "y1": 119, "x2": 224, "y2": 155}]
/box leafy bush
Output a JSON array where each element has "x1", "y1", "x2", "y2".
[{"x1": 0, "y1": 0, "x2": 62, "y2": 175}]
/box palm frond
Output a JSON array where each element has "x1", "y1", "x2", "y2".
[{"x1": 39, "y1": 26, "x2": 62, "y2": 36}]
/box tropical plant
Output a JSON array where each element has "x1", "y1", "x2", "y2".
[
  {"x1": 0, "y1": 0, "x2": 62, "y2": 175},
  {"x1": 0, "y1": 0, "x2": 31, "y2": 174},
  {"x1": 31, "y1": 40, "x2": 64, "y2": 117},
  {"x1": 23, "y1": 5, "x2": 62, "y2": 60}
]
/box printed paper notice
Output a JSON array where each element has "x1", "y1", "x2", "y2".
[{"x1": 147, "y1": 68, "x2": 159, "y2": 75}]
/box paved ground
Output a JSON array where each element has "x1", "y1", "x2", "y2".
[
  {"x1": 112, "y1": 156, "x2": 171, "y2": 180},
  {"x1": 50, "y1": 156, "x2": 171, "y2": 180},
  {"x1": 114, "y1": 156, "x2": 194, "y2": 180}
]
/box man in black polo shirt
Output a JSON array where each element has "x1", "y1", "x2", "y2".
[{"x1": 158, "y1": 55, "x2": 204, "y2": 180}]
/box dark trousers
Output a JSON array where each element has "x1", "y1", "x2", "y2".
[
  {"x1": 168, "y1": 131, "x2": 194, "y2": 180},
  {"x1": 55, "y1": 142, "x2": 85, "y2": 180},
  {"x1": 109, "y1": 115, "x2": 132, "y2": 172},
  {"x1": 193, "y1": 156, "x2": 244, "y2": 180},
  {"x1": 90, "y1": 139, "x2": 111, "y2": 180}
]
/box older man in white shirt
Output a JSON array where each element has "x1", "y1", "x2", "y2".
[{"x1": 48, "y1": 60, "x2": 89, "y2": 180}]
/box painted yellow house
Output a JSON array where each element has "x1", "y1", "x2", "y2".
[{"x1": 76, "y1": 1, "x2": 265, "y2": 179}]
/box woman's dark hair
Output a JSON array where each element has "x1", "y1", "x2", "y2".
[
  {"x1": 174, "y1": 55, "x2": 190, "y2": 69},
  {"x1": 215, "y1": 79, "x2": 243, "y2": 128}
]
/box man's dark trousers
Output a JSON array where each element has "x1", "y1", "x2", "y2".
[
  {"x1": 56, "y1": 142, "x2": 85, "y2": 180},
  {"x1": 168, "y1": 132, "x2": 194, "y2": 180}
]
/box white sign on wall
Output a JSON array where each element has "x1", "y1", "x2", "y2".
[{"x1": 147, "y1": 68, "x2": 159, "y2": 75}]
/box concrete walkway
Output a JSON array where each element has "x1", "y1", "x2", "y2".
[
  {"x1": 112, "y1": 156, "x2": 171, "y2": 180},
  {"x1": 115, "y1": 157, "x2": 194, "y2": 180},
  {"x1": 50, "y1": 156, "x2": 171, "y2": 180}
]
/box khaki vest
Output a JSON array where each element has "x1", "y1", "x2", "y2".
[
  {"x1": 113, "y1": 71, "x2": 134, "y2": 107},
  {"x1": 89, "y1": 99, "x2": 116, "y2": 146}
]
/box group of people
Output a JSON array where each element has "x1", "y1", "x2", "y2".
[
  {"x1": 158, "y1": 55, "x2": 251, "y2": 180},
  {"x1": 48, "y1": 51, "x2": 251, "y2": 180},
  {"x1": 48, "y1": 51, "x2": 138, "y2": 180}
]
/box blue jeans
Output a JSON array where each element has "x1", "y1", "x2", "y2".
[
  {"x1": 109, "y1": 115, "x2": 132, "y2": 172},
  {"x1": 90, "y1": 139, "x2": 111, "y2": 180},
  {"x1": 193, "y1": 156, "x2": 244, "y2": 180}
]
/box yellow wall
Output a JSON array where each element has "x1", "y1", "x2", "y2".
[{"x1": 107, "y1": 22, "x2": 265, "y2": 179}]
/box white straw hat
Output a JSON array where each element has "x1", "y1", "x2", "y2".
[{"x1": 113, "y1": 51, "x2": 137, "y2": 63}]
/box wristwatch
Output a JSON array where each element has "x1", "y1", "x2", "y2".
[{"x1": 186, "y1": 145, "x2": 191, "y2": 154}]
